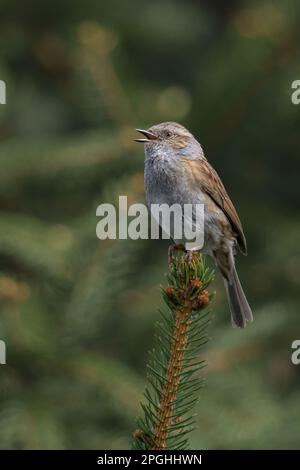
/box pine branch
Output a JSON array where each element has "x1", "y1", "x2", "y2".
[{"x1": 133, "y1": 250, "x2": 214, "y2": 450}]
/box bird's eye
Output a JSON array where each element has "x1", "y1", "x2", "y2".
[{"x1": 165, "y1": 131, "x2": 171, "y2": 138}]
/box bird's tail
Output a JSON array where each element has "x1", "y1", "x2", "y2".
[{"x1": 224, "y1": 264, "x2": 253, "y2": 328}]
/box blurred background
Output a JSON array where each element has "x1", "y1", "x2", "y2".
[{"x1": 0, "y1": 0, "x2": 300, "y2": 450}]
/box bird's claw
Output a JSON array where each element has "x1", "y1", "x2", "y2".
[
  {"x1": 168, "y1": 244, "x2": 186, "y2": 267},
  {"x1": 185, "y1": 250, "x2": 200, "y2": 266}
]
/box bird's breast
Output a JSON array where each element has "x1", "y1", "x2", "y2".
[
  {"x1": 145, "y1": 154, "x2": 179, "y2": 203},
  {"x1": 144, "y1": 153, "x2": 204, "y2": 207}
]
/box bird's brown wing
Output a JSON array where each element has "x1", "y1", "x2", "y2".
[{"x1": 182, "y1": 158, "x2": 247, "y2": 255}]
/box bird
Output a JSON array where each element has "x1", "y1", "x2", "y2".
[{"x1": 135, "y1": 121, "x2": 253, "y2": 328}]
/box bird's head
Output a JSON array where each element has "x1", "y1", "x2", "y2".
[{"x1": 135, "y1": 122, "x2": 203, "y2": 159}]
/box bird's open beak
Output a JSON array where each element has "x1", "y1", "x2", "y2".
[{"x1": 134, "y1": 128, "x2": 158, "y2": 143}]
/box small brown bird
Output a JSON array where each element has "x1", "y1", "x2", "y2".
[{"x1": 135, "y1": 122, "x2": 253, "y2": 328}]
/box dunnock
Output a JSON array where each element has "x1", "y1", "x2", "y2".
[{"x1": 135, "y1": 122, "x2": 253, "y2": 328}]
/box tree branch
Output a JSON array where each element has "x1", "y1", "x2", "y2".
[{"x1": 133, "y1": 250, "x2": 214, "y2": 450}]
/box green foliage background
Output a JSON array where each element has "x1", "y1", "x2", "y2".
[{"x1": 0, "y1": 0, "x2": 300, "y2": 449}]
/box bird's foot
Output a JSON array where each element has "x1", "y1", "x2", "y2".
[
  {"x1": 185, "y1": 249, "x2": 201, "y2": 267},
  {"x1": 168, "y1": 244, "x2": 186, "y2": 267}
]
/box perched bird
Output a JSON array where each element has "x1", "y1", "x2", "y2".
[{"x1": 135, "y1": 122, "x2": 253, "y2": 328}]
